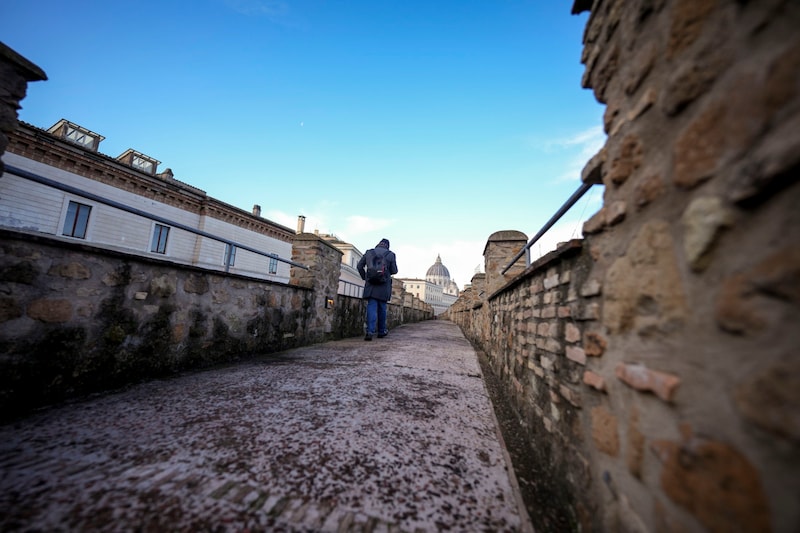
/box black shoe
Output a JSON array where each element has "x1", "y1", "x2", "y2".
[
  {"x1": 377, "y1": 333, "x2": 387, "y2": 338},
  {"x1": 364, "y1": 334, "x2": 373, "y2": 341}
]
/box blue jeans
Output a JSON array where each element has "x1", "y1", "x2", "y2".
[{"x1": 366, "y1": 298, "x2": 387, "y2": 335}]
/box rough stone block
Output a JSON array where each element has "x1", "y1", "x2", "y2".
[
  {"x1": 591, "y1": 406, "x2": 619, "y2": 456},
  {"x1": 584, "y1": 332, "x2": 608, "y2": 357},
  {"x1": 0, "y1": 297, "x2": 23, "y2": 322},
  {"x1": 633, "y1": 173, "x2": 665, "y2": 209},
  {"x1": 715, "y1": 246, "x2": 800, "y2": 335},
  {"x1": 627, "y1": 409, "x2": 644, "y2": 479},
  {"x1": 48, "y1": 261, "x2": 91, "y2": 280},
  {"x1": 666, "y1": 0, "x2": 716, "y2": 60},
  {"x1": 27, "y1": 298, "x2": 72, "y2": 323},
  {"x1": 651, "y1": 435, "x2": 771, "y2": 532},
  {"x1": 604, "y1": 220, "x2": 687, "y2": 333},
  {"x1": 607, "y1": 134, "x2": 642, "y2": 186},
  {"x1": 681, "y1": 196, "x2": 734, "y2": 272},
  {"x1": 735, "y1": 358, "x2": 800, "y2": 441}
]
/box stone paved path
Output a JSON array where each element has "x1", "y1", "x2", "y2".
[{"x1": 0, "y1": 320, "x2": 531, "y2": 532}]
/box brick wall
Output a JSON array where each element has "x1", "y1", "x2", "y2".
[{"x1": 448, "y1": 0, "x2": 800, "y2": 530}]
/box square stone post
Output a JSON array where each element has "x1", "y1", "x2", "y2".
[
  {"x1": 290, "y1": 233, "x2": 343, "y2": 336},
  {"x1": 483, "y1": 230, "x2": 528, "y2": 296}
]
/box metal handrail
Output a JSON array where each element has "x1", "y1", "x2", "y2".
[
  {"x1": 3, "y1": 164, "x2": 309, "y2": 271},
  {"x1": 338, "y1": 279, "x2": 364, "y2": 298},
  {"x1": 501, "y1": 181, "x2": 595, "y2": 274}
]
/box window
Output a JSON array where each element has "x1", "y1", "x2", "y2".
[
  {"x1": 224, "y1": 244, "x2": 236, "y2": 266},
  {"x1": 151, "y1": 224, "x2": 169, "y2": 254},
  {"x1": 62, "y1": 201, "x2": 92, "y2": 239},
  {"x1": 65, "y1": 126, "x2": 98, "y2": 149},
  {"x1": 132, "y1": 155, "x2": 154, "y2": 174},
  {"x1": 268, "y1": 256, "x2": 278, "y2": 274}
]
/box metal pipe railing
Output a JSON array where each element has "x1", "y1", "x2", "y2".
[
  {"x1": 338, "y1": 279, "x2": 364, "y2": 298},
  {"x1": 501, "y1": 180, "x2": 595, "y2": 275},
  {"x1": 3, "y1": 164, "x2": 309, "y2": 271}
]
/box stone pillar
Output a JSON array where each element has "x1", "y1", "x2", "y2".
[
  {"x1": 290, "y1": 233, "x2": 343, "y2": 336},
  {"x1": 469, "y1": 272, "x2": 487, "y2": 307},
  {"x1": 0, "y1": 43, "x2": 47, "y2": 174},
  {"x1": 483, "y1": 230, "x2": 527, "y2": 296},
  {"x1": 390, "y1": 281, "x2": 404, "y2": 305}
]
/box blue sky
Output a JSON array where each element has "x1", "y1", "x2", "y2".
[{"x1": 3, "y1": 0, "x2": 605, "y2": 289}]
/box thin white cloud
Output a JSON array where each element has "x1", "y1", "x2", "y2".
[
  {"x1": 225, "y1": 0, "x2": 288, "y2": 18},
  {"x1": 553, "y1": 126, "x2": 606, "y2": 182},
  {"x1": 552, "y1": 125, "x2": 605, "y2": 148},
  {"x1": 342, "y1": 215, "x2": 394, "y2": 237}
]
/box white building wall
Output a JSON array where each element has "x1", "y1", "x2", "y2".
[{"x1": 1, "y1": 152, "x2": 292, "y2": 282}]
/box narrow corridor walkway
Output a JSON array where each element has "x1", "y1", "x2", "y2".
[{"x1": 0, "y1": 321, "x2": 531, "y2": 532}]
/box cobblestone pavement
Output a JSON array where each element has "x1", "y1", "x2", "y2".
[{"x1": 0, "y1": 321, "x2": 531, "y2": 532}]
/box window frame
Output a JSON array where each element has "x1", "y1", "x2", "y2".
[
  {"x1": 268, "y1": 255, "x2": 278, "y2": 275},
  {"x1": 150, "y1": 223, "x2": 170, "y2": 254},
  {"x1": 61, "y1": 200, "x2": 93, "y2": 239},
  {"x1": 224, "y1": 243, "x2": 236, "y2": 266}
]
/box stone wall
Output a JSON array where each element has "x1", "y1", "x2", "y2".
[
  {"x1": 448, "y1": 0, "x2": 800, "y2": 531},
  {"x1": 0, "y1": 229, "x2": 432, "y2": 421}
]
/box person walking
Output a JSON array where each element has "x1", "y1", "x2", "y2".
[{"x1": 357, "y1": 238, "x2": 398, "y2": 341}]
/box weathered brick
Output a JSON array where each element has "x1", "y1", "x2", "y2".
[
  {"x1": 565, "y1": 322, "x2": 581, "y2": 343},
  {"x1": 583, "y1": 371, "x2": 606, "y2": 392},
  {"x1": 559, "y1": 384, "x2": 581, "y2": 408},
  {"x1": 616, "y1": 363, "x2": 681, "y2": 402},
  {"x1": 566, "y1": 346, "x2": 587, "y2": 365}
]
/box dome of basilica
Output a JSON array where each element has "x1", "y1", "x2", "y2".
[{"x1": 426, "y1": 255, "x2": 451, "y2": 287}]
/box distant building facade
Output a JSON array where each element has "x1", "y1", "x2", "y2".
[
  {"x1": 400, "y1": 255, "x2": 459, "y2": 315},
  {"x1": 1, "y1": 119, "x2": 295, "y2": 282}
]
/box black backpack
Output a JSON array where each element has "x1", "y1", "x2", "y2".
[{"x1": 365, "y1": 249, "x2": 388, "y2": 284}]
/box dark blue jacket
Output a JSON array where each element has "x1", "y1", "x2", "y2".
[{"x1": 357, "y1": 245, "x2": 398, "y2": 302}]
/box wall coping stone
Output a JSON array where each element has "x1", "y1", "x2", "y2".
[{"x1": 487, "y1": 239, "x2": 583, "y2": 301}]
